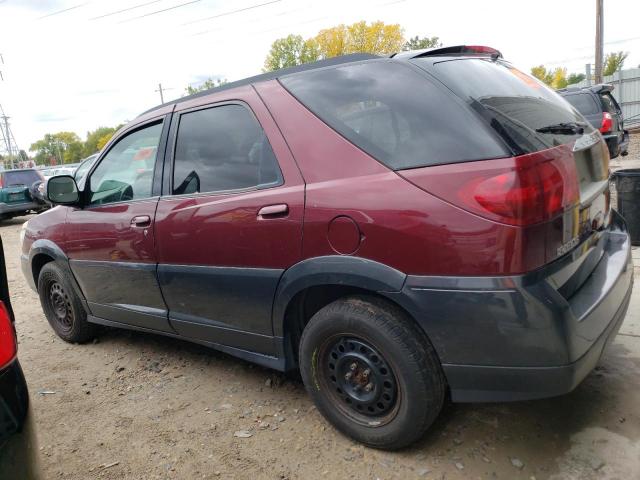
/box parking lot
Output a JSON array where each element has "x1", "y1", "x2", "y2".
[{"x1": 2, "y1": 137, "x2": 640, "y2": 480}]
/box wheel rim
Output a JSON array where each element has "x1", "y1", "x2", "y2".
[
  {"x1": 48, "y1": 281, "x2": 74, "y2": 331},
  {"x1": 320, "y1": 336, "x2": 399, "y2": 426}
]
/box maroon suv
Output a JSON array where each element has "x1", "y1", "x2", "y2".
[{"x1": 21, "y1": 46, "x2": 633, "y2": 449}]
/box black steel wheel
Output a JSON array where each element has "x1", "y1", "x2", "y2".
[
  {"x1": 320, "y1": 336, "x2": 399, "y2": 425},
  {"x1": 47, "y1": 281, "x2": 74, "y2": 334},
  {"x1": 38, "y1": 262, "x2": 98, "y2": 343},
  {"x1": 300, "y1": 295, "x2": 446, "y2": 450}
]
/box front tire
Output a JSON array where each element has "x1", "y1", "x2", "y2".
[
  {"x1": 299, "y1": 295, "x2": 445, "y2": 449},
  {"x1": 38, "y1": 262, "x2": 98, "y2": 343}
]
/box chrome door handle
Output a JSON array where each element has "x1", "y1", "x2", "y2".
[
  {"x1": 130, "y1": 215, "x2": 151, "y2": 227},
  {"x1": 257, "y1": 204, "x2": 289, "y2": 218}
]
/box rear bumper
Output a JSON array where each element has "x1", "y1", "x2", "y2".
[
  {"x1": 0, "y1": 201, "x2": 42, "y2": 215},
  {"x1": 385, "y1": 210, "x2": 634, "y2": 402}
]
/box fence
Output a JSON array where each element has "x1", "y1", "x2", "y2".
[{"x1": 574, "y1": 67, "x2": 640, "y2": 128}]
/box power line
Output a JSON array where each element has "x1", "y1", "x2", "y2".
[
  {"x1": 182, "y1": 0, "x2": 282, "y2": 26},
  {"x1": 119, "y1": 0, "x2": 202, "y2": 24},
  {"x1": 89, "y1": 0, "x2": 165, "y2": 21},
  {"x1": 38, "y1": 2, "x2": 89, "y2": 20}
]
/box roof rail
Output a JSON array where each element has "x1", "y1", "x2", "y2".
[{"x1": 392, "y1": 45, "x2": 502, "y2": 60}]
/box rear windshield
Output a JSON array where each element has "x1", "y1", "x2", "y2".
[
  {"x1": 421, "y1": 58, "x2": 594, "y2": 155},
  {"x1": 3, "y1": 170, "x2": 42, "y2": 187},
  {"x1": 563, "y1": 93, "x2": 600, "y2": 116},
  {"x1": 279, "y1": 60, "x2": 507, "y2": 170}
]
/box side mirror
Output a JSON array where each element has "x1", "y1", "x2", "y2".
[{"x1": 47, "y1": 175, "x2": 80, "y2": 205}]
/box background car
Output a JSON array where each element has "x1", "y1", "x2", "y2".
[
  {"x1": 34, "y1": 155, "x2": 99, "y2": 207},
  {"x1": 0, "y1": 169, "x2": 46, "y2": 221},
  {"x1": 558, "y1": 83, "x2": 629, "y2": 158},
  {"x1": 0, "y1": 236, "x2": 40, "y2": 479}
]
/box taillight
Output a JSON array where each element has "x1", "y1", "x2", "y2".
[
  {"x1": 399, "y1": 146, "x2": 580, "y2": 227},
  {"x1": 0, "y1": 300, "x2": 16, "y2": 369},
  {"x1": 600, "y1": 112, "x2": 613, "y2": 133}
]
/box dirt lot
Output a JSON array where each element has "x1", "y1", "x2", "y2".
[{"x1": 3, "y1": 137, "x2": 640, "y2": 479}]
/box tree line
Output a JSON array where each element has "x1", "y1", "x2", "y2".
[
  {"x1": 530, "y1": 51, "x2": 629, "y2": 89},
  {"x1": 28, "y1": 20, "x2": 632, "y2": 166},
  {"x1": 28, "y1": 125, "x2": 122, "y2": 166}
]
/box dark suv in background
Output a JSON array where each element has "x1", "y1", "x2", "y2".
[
  {"x1": 0, "y1": 169, "x2": 46, "y2": 221},
  {"x1": 21, "y1": 46, "x2": 633, "y2": 449},
  {"x1": 558, "y1": 84, "x2": 629, "y2": 158}
]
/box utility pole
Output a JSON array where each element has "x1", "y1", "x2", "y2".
[
  {"x1": 1, "y1": 114, "x2": 13, "y2": 169},
  {"x1": 595, "y1": 0, "x2": 604, "y2": 84},
  {"x1": 156, "y1": 83, "x2": 165, "y2": 103}
]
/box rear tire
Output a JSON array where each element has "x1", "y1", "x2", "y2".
[
  {"x1": 38, "y1": 262, "x2": 98, "y2": 343},
  {"x1": 299, "y1": 295, "x2": 445, "y2": 449}
]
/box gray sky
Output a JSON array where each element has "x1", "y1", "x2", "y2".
[{"x1": 0, "y1": 0, "x2": 638, "y2": 152}]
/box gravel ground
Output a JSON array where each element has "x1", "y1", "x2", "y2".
[{"x1": 2, "y1": 137, "x2": 640, "y2": 479}]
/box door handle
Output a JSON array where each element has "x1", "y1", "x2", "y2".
[
  {"x1": 130, "y1": 215, "x2": 151, "y2": 227},
  {"x1": 257, "y1": 204, "x2": 289, "y2": 218}
]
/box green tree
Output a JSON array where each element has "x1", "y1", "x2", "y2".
[
  {"x1": 83, "y1": 126, "x2": 118, "y2": 157},
  {"x1": 402, "y1": 35, "x2": 441, "y2": 51},
  {"x1": 186, "y1": 77, "x2": 228, "y2": 95},
  {"x1": 263, "y1": 34, "x2": 319, "y2": 72},
  {"x1": 567, "y1": 72, "x2": 586, "y2": 85},
  {"x1": 603, "y1": 51, "x2": 629, "y2": 76},
  {"x1": 29, "y1": 132, "x2": 83, "y2": 165}
]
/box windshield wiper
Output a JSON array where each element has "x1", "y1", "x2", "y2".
[{"x1": 536, "y1": 122, "x2": 587, "y2": 135}]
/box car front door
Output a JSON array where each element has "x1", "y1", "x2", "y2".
[
  {"x1": 66, "y1": 117, "x2": 173, "y2": 333},
  {"x1": 154, "y1": 89, "x2": 304, "y2": 355}
]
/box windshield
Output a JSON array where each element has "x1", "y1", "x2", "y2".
[
  {"x1": 420, "y1": 58, "x2": 594, "y2": 155},
  {"x1": 74, "y1": 154, "x2": 98, "y2": 184}
]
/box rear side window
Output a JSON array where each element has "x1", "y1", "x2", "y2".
[
  {"x1": 172, "y1": 104, "x2": 283, "y2": 195},
  {"x1": 563, "y1": 93, "x2": 600, "y2": 116},
  {"x1": 280, "y1": 61, "x2": 507, "y2": 170},
  {"x1": 3, "y1": 170, "x2": 42, "y2": 187},
  {"x1": 599, "y1": 92, "x2": 620, "y2": 114},
  {"x1": 423, "y1": 58, "x2": 594, "y2": 155}
]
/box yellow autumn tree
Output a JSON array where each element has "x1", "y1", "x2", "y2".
[{"x1": 264, "y1": 21, "x2": 407, "y2": 71}]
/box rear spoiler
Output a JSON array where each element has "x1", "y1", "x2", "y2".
[
  {"x1": 589, "y1": 83, "x2": 614, "y2": 94},
  {"x1": 391, "y1": 45, "x2": 502, "y2": 60},
  {"x1": 557, "y1": 83, "x2": 614, "y2": 94}
]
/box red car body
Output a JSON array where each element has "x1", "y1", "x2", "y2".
[{"x1": 21, "y1": 48, "x2": 633, "y2": 403}]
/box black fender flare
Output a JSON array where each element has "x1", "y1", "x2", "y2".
[
  {"x1": 272, "y1": 256, "x2": 407, "y2": 337},
  {"x1": 28, "y1": 239, "x2": 89, "y2": 309}
]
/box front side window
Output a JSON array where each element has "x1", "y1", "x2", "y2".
[
  {"x1": 89, "y1": 123, "x2": 162, "y2": 206},
  {"x1": 172, "y1": 104, "x2": 283, "y2": 195}
]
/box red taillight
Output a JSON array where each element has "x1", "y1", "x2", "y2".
[
  {"x1": 399, "y1": 146, "x2": 580, "y2": 226},
  {"x1": 599, "y1": 112, "x2": 613, "y2": 133},
  {"x1": 0, "y1": 300, "x2": 16, "y2": 369}
]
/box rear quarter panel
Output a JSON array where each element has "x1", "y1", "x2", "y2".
[{"x1": 255, "y1": 80, "x2": 540, "y2": 276}]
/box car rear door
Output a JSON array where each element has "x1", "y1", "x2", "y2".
[
  {"x1": 66, "y1": 116, "x2": 173, "y2": 332},
  {"x1": 154, "y1": 86, "x2": 304, "y2": 355}
]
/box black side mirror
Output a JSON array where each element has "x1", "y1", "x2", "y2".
[{"x1": 47, "y1": 175, "x2": 80, "y2": 205}]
